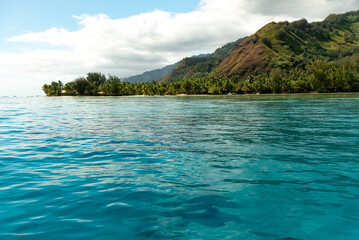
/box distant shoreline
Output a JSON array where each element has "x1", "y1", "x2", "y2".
[
  {"x1": 4, "y1": 92, "x2": 359, "y2": 100},
  {"x1": 48, "y1": 92, "x2": 359, "y2": 98}
]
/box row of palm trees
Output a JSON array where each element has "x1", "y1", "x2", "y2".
[{"x1": 42, "y1": 59, "x2": 359, "y2": 96}]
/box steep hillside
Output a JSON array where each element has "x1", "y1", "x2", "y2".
[
  {"x1": 212, "y1": 10, "x2": 359, "y2": 78},
  {"x1": 124, "y1": 62, "x2": 179, "y2": 83},
  {"x1": 160, "y1": 37, "x2": 245, "y2": 82}
]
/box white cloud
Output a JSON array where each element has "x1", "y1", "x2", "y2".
[
  {"x1": 1, "y1": 0, "x2": 358, "y2": 95},
  {"x1": 237, "y1": 0, "x2": 359, "y2": 20}
]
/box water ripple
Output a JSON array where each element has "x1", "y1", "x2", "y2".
[{"x1": 0, "y1": 94, "x2": 359, "y2": 239}]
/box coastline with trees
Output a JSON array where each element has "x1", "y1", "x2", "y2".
[{"x1": 43, "y1": 57, "x2": 359, "y2": 96}]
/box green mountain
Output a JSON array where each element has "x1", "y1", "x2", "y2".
[
  {"x1": 123, "y1": 62, "x2": 179, "y2": 83},
  {"x1": 160, "y1": 37, "x2": 245, "y2": 82},
  {"x1": 159, "y1": 11, "x2": 359, "y2": 82},
  {"x1": 212, "y1": 10, "x2": 359, "y2": 78}
]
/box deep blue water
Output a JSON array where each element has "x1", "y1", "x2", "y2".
[{"x1": 1, "y1": 94, "x2": 359, "y2": 240}]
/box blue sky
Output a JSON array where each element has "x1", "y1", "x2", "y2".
[
  {"x1": 0, "y1": 0, "x2": 358, "y2": 96},
  {"x1": 0, "y1": 0, "x2": 199, "y2": 51},
  {"x1": 0, "y1": 0, "x2": 198, "y2": 29}
]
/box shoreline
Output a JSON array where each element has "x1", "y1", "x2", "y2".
[{"x1": 51, "y1": 92, "x2": 359, "y2": 98}]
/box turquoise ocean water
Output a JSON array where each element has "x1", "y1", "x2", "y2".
[{"x1": 0, "y1": 94, "x2": 359, "y2": 239}]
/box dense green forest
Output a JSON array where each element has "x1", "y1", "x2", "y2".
[{"x1": 43, "y1": 11, "x2": 359, "y2": 96}]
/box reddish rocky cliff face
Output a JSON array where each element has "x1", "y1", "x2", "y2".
[{"x1": 211, "y1": 23, "x2": 276, "y2": 78}]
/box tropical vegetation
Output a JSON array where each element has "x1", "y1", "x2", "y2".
[{"x1": 43, "y1": 55, "x2": 359, "y2": 96}]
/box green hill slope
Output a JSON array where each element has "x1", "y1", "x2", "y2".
[
  {"x1": 123, "y1": 62, "x2": 179, "y2": 83},
  {"x1": 212, "y1": 11, "x2": 359, "y2": 78},
  {"x1": 160, "y1": 37, "x2": 245, "y2": 82}
]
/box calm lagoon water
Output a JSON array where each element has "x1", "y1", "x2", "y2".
[{"x1": 1, "y1": 94, "x2": 359, "y2": 240}]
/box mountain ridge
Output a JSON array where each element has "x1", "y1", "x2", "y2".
[
  {"x1": 160, "y1": 37, "x2": 246, "y2": 82},
  {"x1": 158, "y1": 10, "x2": 359, "y2": 82},
  {"x1": 211, "y1": 11, "x2": 359, "y2": 78},
  {"x1": 123, "y1": 62, "x2": 179, "y2": 83}
]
